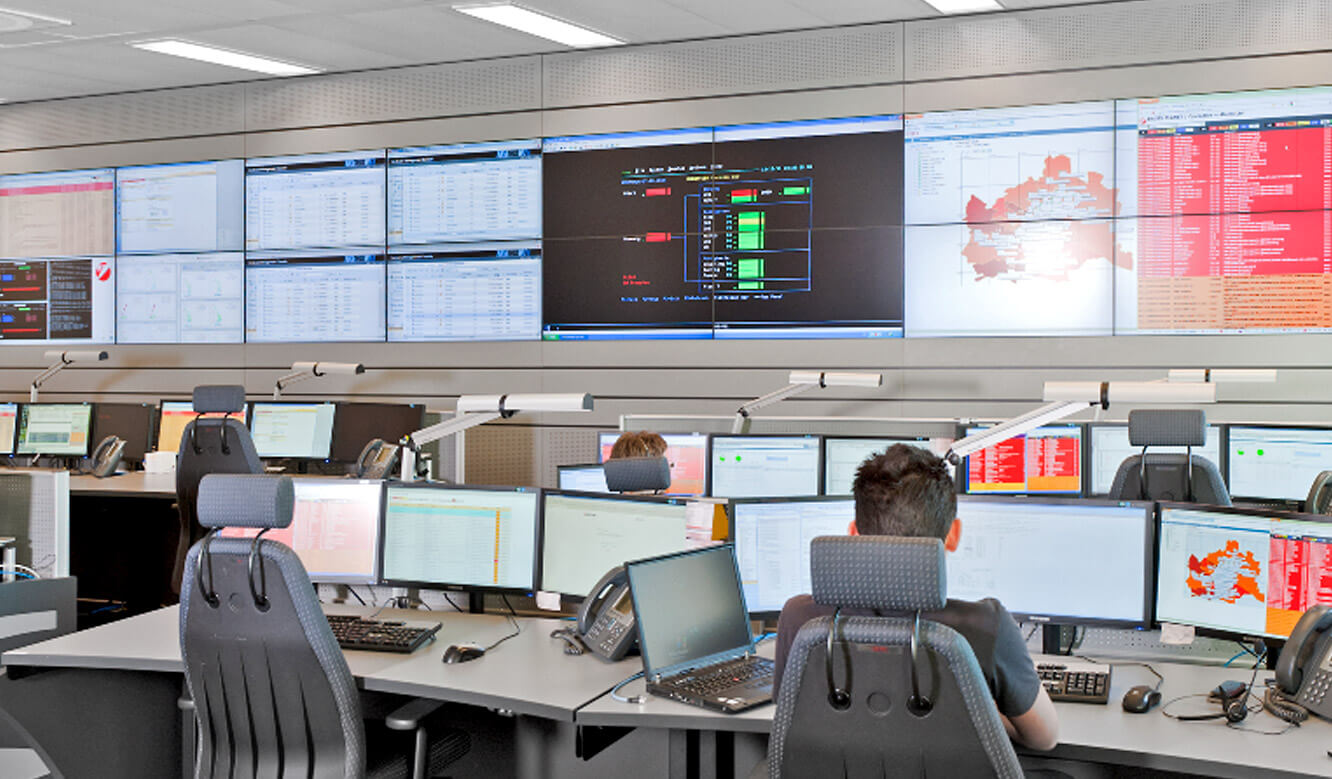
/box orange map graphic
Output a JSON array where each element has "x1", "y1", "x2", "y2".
[
  {"x1": 961, "y1": 155, "x2": 1130, "y2": 281},
  {"x1": 1186, "y1": 540, "x2": 1265, "y2": 604}
]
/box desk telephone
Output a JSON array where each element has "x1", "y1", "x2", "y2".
[
  {"x1": 355, "y1": 438, "x2": 400, "y2": 479},
  {"x1": 1269, "y1": 604, "x2": 1332, "y2": 722},
  {"x1": 576, "y1": 566, "x2": 638, "y2": 661},
  {"x1": 87, "y1": 435, "x2": 125, "y2": 478}
]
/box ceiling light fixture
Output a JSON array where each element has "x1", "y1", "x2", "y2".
[
  {"x1": 453, "y1": 3, "x2": 623, "y2": 48},
  {"x1": 130, "y1": 40, "x2": 320, "y2": 76},
  {"x1": 922, "y1": 0, "x2": 1004, "y2": 14},
  {"x1": 0, "y1": 6, "x2": 72, "y2": 31}
]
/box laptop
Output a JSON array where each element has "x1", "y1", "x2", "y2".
[{"x1": 625, "y1": 544, "x2": 774, "y2": 713}]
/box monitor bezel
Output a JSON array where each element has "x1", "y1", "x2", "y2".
[
  {"x1": 327, "y1": 401, "x2": 425, "y2": 463},
  {"x1": 1084, "y1": 421, "x2": 1228, "y2": 498},
  {"x1": 555, "y1": 462, "x2": 607, "y2": 492},
  {"x1": 90, "y1": 402, "x2": 156, "y2": 462},
  {"x1": 1223, "y1": 423, "x2": 1332, "y2": 507},
  {"x1": 820, "y1": 434, "x2": 934, "y2": 496},
  {"x1": 960, "y1": 422, "x2": 1086, "y2": 497},
  {"x1": 955, "y1": 494, "x2": 1156, "y2": 630},
  {"x1": 0, "y1": 401, "x2": 19, "y2": 457},
  {"x1": 246, "y1": 400, "x2": 338, "y2": 460},
  {"x1": 538, "y1": 488, "x2": 694, "y2": 599},
  {"x1": 706, "y1": 433, "x2": 824, "y2": 498},
  {"x1": 377, "y1": 481, "x2": 542, "y2": 595},
  {"x1": 16, "y1": 402, "x2": 94, "y2": 457}
]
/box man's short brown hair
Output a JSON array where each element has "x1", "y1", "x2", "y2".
[
  {"x1": 852, "y1": 444, "x2": 957, "y2": 540},
  {"x1": 609, "y1": 431, "x2": 667, "y2": 460}
]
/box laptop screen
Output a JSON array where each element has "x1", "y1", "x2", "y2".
[{"x1": 627, "y1": 545, "x2": 754, "y2": 677}]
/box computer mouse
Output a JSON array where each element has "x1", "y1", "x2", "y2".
[
  {"x1": 1121, "y1": 684, "x2": 1162, "y2": 713},
  {"x1": 442, "y1": 643, "x2": 486, "y2": 664}
]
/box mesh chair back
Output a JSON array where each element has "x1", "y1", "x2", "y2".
[
  {"x1": 1110, "y1": 409, "x2": 1229, "y2": 504},
  {"x1": 603, "y1": 456, "x2": 671, "y2": 492}
]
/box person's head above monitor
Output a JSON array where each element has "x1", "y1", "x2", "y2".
[
  {"x1": 773, "y1": 443, "x2": 1058, "y2": 752},
  {"x1": 608, "y1": 430, "x2": 667, "y2": 459}
]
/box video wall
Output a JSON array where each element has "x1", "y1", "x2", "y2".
[{"x1": 4, "y1": 84, "x2": 1332, "y2": 344}]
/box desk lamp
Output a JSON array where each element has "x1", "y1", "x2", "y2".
[
  {"x1": 30, "y1": 350, "x2": 107, "y2": 402},
  {"x1": 272, "y1": 361, "x2": 364, "y2": 399},
  {"x1": 732, "y1": 371, "x2": 882, "y2": 434}
]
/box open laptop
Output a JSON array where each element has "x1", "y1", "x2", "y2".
[{"x1": 625, "y1": 544, "x2": 774, "y2": 713}]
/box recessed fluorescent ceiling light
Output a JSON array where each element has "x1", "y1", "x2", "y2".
[
  {"x1": 923, "y1": 0, "x2": 1003, "y2": 13},
  {"x1": 454, "y1": 3, "x2": 623, "y2": 48},
  {"x1": 131, "y1": 40, "x2": 320, "y2": 76}
]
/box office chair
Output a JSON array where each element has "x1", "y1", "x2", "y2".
[
  {"x1": 1108, "y1": 409, "x2": 1230, "y2": 505},
  {"x1": 172, "y1": 385, "x2": 263, "y2": 594},
  {"x1": 603, "y1": 455, "x2": 671, "y2": 493},
  {"x1": 181, "y1": 474, "x2": 469, "y2": 779},
  {"x1": 1307, "y1": 471, "x2": 1332, "y2": 514},
  {"x1": 764, "y1": 535, "x2": 1023, "y2": 779}
]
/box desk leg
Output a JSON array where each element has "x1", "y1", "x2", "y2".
[{"x1": 667, "y1": 729, "x2": 762, "y2": 779}]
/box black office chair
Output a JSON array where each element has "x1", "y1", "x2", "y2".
[
  {"x1": 1307, "y1": 471, "x2": 1332, "y2": 515},
  {"x1": 172, "y1": 385, "x2": 262, "y2": 594},
  {"x1": 1108, "y1": 409, "x2": 1230, "y2": 505},
  {"x1": 603, "y1": 455, "x2": 671, "y2": 493},
  {"x1": 181, "y1": 474, "x2": 469, "y2": 779},
  {"x1": 765, "y1": 535, "x2": 1023, "y2": 778}
]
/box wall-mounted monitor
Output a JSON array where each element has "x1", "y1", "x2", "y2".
[
  {"x1": 388, "y1": 139, "x2": 542, "y2": 245},
  {"x1": 0, "y1": 402, "x2": 17, "y2": 456},
  {"x1": 0, "y1": 256, "x2": 115, "y2": 343},
  {"x1": 116, "y1": 159, "x2": 244, "y2": 254},
  {"x1": 244, "y1": 150, "x2": 386, "y2": 253},
  {"x1": 1227, "y1": 425, "x2": 1332, "y2": 506},
  {"x1": 379, "y1": 483, "x2": 540, "y2": 593},
  {"x1": 1088, "y1": 422, "x2": 1224, "y2": 496},
  {"x1": 244, "y1": 253, "x2": 386, "y2": 342},
  {"x1": 730, "y1": 496, "x2": 855, "y2": 615},
  {"x1": 597, "y1": 431, "x2": 709, "y2": 495},
  {"x1": 708, "y1": 434, "x2": 822, "y2": 498},
  {"x1": 248, "y1": 402, "x2": 336, "y2": 459},
  {"x1": 963, "y1": 424, "x2": 1083, "y2": 495},
  {"x1": 0, "y1": 168, "x2": 114, "y2": 259},
  {"x1": 116, "y1": 252, "x2": 244, "y2": 344},
  {"x1": 387, "y1": 244, "x2": 540, "y2": 341},
  {"x1": 16, "y1": 403, "x2": 93, "y2": 456}
]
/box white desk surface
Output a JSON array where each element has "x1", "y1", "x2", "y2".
[{"x1": 69, "y1": 471, "x2": 177, "y2": 497}]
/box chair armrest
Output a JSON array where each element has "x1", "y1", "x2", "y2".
[{"x1": 385, "y1": 698, "x2": 445, "y2": 731}]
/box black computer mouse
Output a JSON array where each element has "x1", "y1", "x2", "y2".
[
  {"x1": 1122, "y1": 684, "x2": 1162, "y2": 713},
  {"x1": 442, "y1": 643, "x2": 486, "y2": 664}
]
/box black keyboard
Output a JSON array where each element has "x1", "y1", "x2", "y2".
[
  {"x1": 671, "y1": 656, "x2": 775, "y2": 697},
  {"x1": 326, "y1": 614, "x2": 440, "y2": 653},
  {"x1": 1036, "y1": 661, "x2": 1111, "y2": 704}
]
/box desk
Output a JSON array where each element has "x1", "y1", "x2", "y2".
[{"x1": 68, "y1": 471, "x2": 177, "y2": 498}]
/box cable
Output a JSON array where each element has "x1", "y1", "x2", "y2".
[
  {"x1": 1076, "y1": 655, "x2": 1163, "y2": 691},
  {"x1": 5, "y1": 564, "x2": 40, "y2": 580},
  {"x1": 610, "y1": 671, "x2": 647, "y2": 704},
  {"x1": 484, "y1": 595, "x2": 522, "y2": 652},
  {"x1": 1024, "y1": 624, "x2": 1040, "y2": 642},
  {"x1": 347, "y1": 587, "x2": 367, "y2": 606},
  {"x1": 2, "y1": 570, "x2": 34, "y2": 580},
  {"x1": 442, "y1": 593, "x2": 465, "y2": 613}
]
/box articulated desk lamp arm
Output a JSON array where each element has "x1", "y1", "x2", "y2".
[
  {"x1": 272, "y1": 361, "x2": 364, "y2": 400},
  {"x1": 30, "y1": 350, "x2": 108, "y2": 403},
  {"x1": 732, "y1": 371, "x2": 882, "y2": 435}
]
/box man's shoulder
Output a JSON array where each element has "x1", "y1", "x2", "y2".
[{"x1": 929, "y1": 597, "x2": 1013, "y2": 637}]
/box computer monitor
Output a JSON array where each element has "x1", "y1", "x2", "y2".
[
  {"x1": 540, "y1": 491, "x2": 696, "y2": 596},
  {"x1": 379, "y1": 483, "x2": 540, "y2": 593},
  {"x1": 221, "y1": 479, "x2": 382, "y2": 585},
  {"x1": 1227, "y1": 425, "x2": 1332, "y2": 506},
  {"x1": 0, "y1": 403, "x2": 18, "y2": 456},
  {"x1": 964, "y1": 424, "x2": 1083, "y2": 495},
  {"x1": 950, "y1": 496, "x2": 1154, "y2": 628},
  {"x1": 708, "y1": 435, "x2": 822, "y2": 498},
  {"x1": 16, "y1": 403, "x2": 93, "y2": 456},
  {"x1": 1088, "y1": 423, "x2": 1224, "y2": 496},
  {"x1": 90, "y1": 403, "x2": 155, "y2": 462},
  {"x1": 249, "y1": 402, "x2": 337, "y2": 459},
  {"x1": 155, "y1": 400, "x2": 246, "y2": 454},
  {"x1": 1156, "y1": 503, "x2": 1332, "y2": 640},
  {"x1": 556, "y1": 464, "x2": 609, "y2": 493},
  {"x1": 823, "y1": 436, "x2": 940, "y2": 495},
  {"x1": 328, "y1": 402, "x2": 425, "y2": 462},
  {"x1": 730, "y1": 496, "x2": 855, "y2": 615},
  {"x1": 597, "y1": 432, "x2": 710, "y2": 495}
]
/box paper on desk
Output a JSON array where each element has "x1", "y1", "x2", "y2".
[
  {"x1": 686, "y1": 501, "x2": 719, "y2": 548},
  {"x1": 1160, "y1": 622, "x2": 1196, "y2": 645},
  {"x1": 535, "y1": 591, "x2": 561, "y2": 611}
]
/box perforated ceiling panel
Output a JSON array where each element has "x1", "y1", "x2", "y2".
[
  {"x1": 244, "y1": 58, "x2": 542, "y2": 131},
  {"x1": 543, "y1": 25, "x2": 902, "y2": 108},
  {"x1": 906, "y1": 0, "x2": 1332, "y2": 81},
  {"x1": 0, "y1": 84, "x2": 245, "y2": 151}
]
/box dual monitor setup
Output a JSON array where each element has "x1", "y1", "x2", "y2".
[
  {"x1": 556, "y1": 424, "x2": 1332, "y2": 508},
  {"x1": 0, "y1": 400, "x2": 423, "y2": 465}
]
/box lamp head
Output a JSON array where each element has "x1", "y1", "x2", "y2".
[
  {"x1": 788, "y1": 370, "x2": 882, "y2": 388},
  {"x1": 455, "y1": 393, "x2": 594, "y2": 415},
  {"x1": 292, "y1": 361, "x2": 364, "y2": 376},
  {"x1": 43, "y1": 350, "x2": 108, "y2": 364}
]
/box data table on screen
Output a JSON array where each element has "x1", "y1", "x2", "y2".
[
  {"x1": 540, "y1": 492, "x2": 693, "y2": 596},
  {"x1": 0, "y1": 403, "x2": 17, "y2": 455},
  {"x1": 0, "y1": 169, "x2": 115, "y2": 259},
  {"x1": 16, "y1": 404, "x2": 93, "y2": 456},
  {"x1": 387, "y1": 246, "x2": 540, "y2": 341},
  {"x1": 249, "y1": 402, "x2": 336, "y2": 459},
  {"x1": 117, "y1": 252, "x2": 243, "y2": 343},
  {"x1": 731, "y1": 498, "x2": 854, "y2": 613},
  {"x1": 1228, "y1": 426, "x2": 1332, "y2": 503},
  {"x1": 245, "y1": 151, "x2": 386, "y2": 252},
  {"x1": 245, "y1": 255, "x2": 386, "y2": 342},
  {"x1": 389, "y1": 139, "x2": 541, "y2": 245},
  {"x1": 0, "y1": 256, "x2": 115, "y2": 343},
  {"x1": 116, "y1": 160, "x2": 244, "y2": 254},
  {"x1": 709, "y1": 436, "x2": 821, "y2": 498},
  {"x1": 965, "y1": 425, "x2": 1082, "y2": 495}
]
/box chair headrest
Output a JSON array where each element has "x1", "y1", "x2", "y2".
[
  {"x1": 198, "y1": 474, "x2": 294, "y2": 529},
  {"x1": 811, "y1": 535, "x2": 946, "y2": 612},
  {"x1": 1128, "y1": 409, "x2": 1207, "y2": 447},
  {"x1": 193, "y1": 385, "x2": 246, "y2": 415},
  {"x1": 603, "y1": 456, "x2": 671, "y2": 492}
]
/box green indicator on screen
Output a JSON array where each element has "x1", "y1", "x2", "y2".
[{"x1": 782, "y1": 186, "x2": 808, "y2": 195}]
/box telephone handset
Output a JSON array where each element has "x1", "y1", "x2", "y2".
[
  {"x1": 89, "y1": 435, "x2": 125, "y2": 478},
  {"x1": 576, "y1": 566, "x2": 638, "y2": 661},
  {"x1": 1271, "y1": 604, "x2": 1332, "y2": 721},
  {"x1": 355, "y1": 438, "x2": 400, "y2": 479}
]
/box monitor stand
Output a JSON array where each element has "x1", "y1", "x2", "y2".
[
  {"x1": 468, "y1": 592, "x2": 485, "y2": 614},
  {"x1": 1041, "y1": 624, "x2": 1077, "y2": 655}
]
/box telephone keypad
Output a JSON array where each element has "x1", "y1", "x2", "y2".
[{"x1": 1298, "y1": 670, "x2": 1332, "y2": 705}]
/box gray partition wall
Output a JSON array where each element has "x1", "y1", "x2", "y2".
[{"x1": 2, "y1": 0, "x2": 1332, "y2": 488}]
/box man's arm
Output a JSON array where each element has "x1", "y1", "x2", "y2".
[{"x1": 1000, "y1": 685, "x2": 1059, "y2": 751}]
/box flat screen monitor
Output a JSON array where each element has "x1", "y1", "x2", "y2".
[
  {"x1": 91, "y1": 403, "x2": 155, "y2": 461},
  {"x1": 379, "y1": 484, "x2": 540, "y2": 593},
  {"x1": 1227, "y1": 425, "x2": 1332, "y2": 505},
  {"x1": 709, "y1": 435, "x2": 822, "y2": 498},
  {"x1": 1088, "y1": 423, "x2": 1224, "y2": 496},
  {"x1": 964, "y1": 424, "x2": 1082, "y2": 495},
  {"x1": 823, "y1": 436, "x2": 942, "y2": 496},
  {"x1": 244, "y1": 253, "x2": 386, "y2": 342},
  {"x1": 116, "y1": 252, "x2": 244, "y2": 344},
  {"x1": 556, "y1": 464, "x2": 609, "y2": 493},
  {"x1": 597, "y1": 432, "x2": 709, "y2": 495},
  {"x1": 388, "y1": 139, "x2": 542, "y2": 245},
  {"x1": 221, "y1": 479, "x2": 383, "y2": 585},
  {"x1": 116, "y1": 159, "x2": 245, "y2": 254},
  {"x1": 387, "y1": 245, "x2": 541, "y2": 341},
  {"x1": 245, "y1": 150, "x2": 386, "y2": 252},
  {"x1": 1156, "y1": 503, "x2": 1332, "y2": 639},
  {"x1": 249, "y1": 402, "x2": 336, "y2": 459},
  {"x1": 16, "y1": 403, "x2": 93, "y2": 456},
  {"x1": 156, "y1": 400, "x2": 246, "y2": 454},
  {"x1": 540, "y1": 491, "x2": 697, "y2": 596},
  {"x1": 0, "y1": 402, "x2": 17, "y2": 456},
  {"x1": 328, "y1": 402, "x2": 425, "y2": 462},
  {"x1": 730, "y1": 496, "x2": 855, "y2": 615},
  {"x1": 952, "y1": 496, "x2": 1154, "y2": 627}
]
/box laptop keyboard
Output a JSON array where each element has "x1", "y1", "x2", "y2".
[
  {"x1": 326, "y1": 614, "x2": 440, "y2": 653},
  {"x1": 670, "y1": 655, "x2": 775, "y2": 696}
]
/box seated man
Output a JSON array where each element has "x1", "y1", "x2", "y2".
[
  {"x1": 608, "y1": 430, "x2": 667, "y2": 460},
  {"x1": 774, "y1": 444, "x2": 1059, "y2": 752}
]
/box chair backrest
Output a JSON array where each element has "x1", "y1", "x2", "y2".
[
  {"x1": 181, "y1": 474, "x2": 365, "y2": 779},
  {"x1": 602, "y1": 455, "x2": 671, "y2": 493},
  {"x1": 1108, "y1": 409, "x2": 1230, "y2": 505},
  {"x1": 1307, "y1": 471, "x2": 1332, "y2": 515},
  {"x1": 769, "y1": 536, "x2": 1022, "y2": 779}
]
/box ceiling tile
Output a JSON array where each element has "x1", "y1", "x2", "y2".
[{"x1": 659, "y1": 0, "x2": 826, "y2": 32}]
